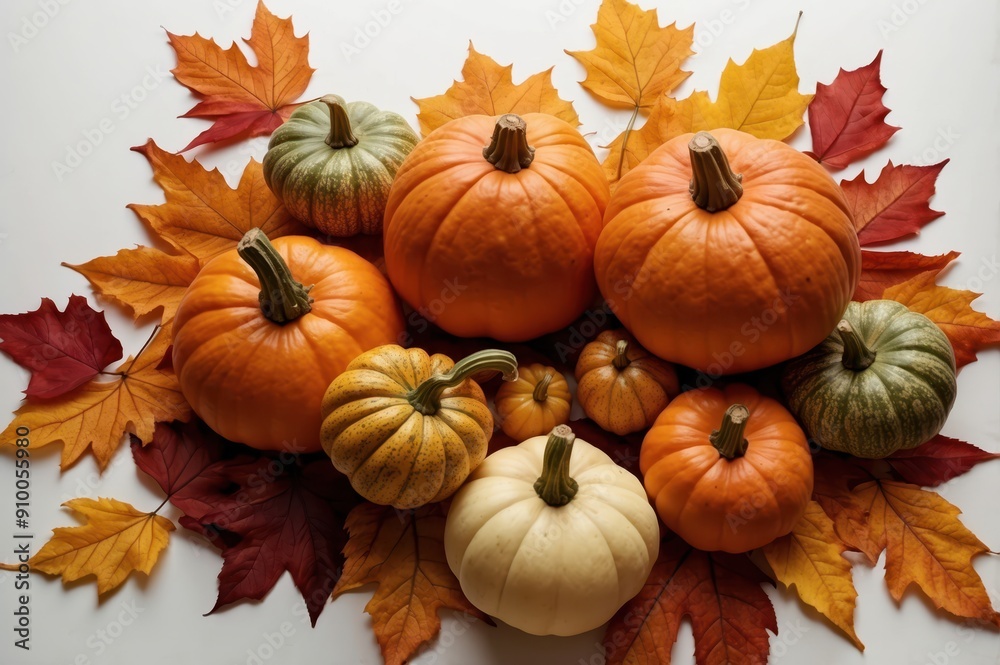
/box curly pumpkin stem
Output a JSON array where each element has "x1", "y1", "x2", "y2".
[
  {"x1": 710, "y1": 404, "x2": 751, "y2": 459},
  {"x1": 612, "y1": 339, "x2": 631, "y2": 371},
  {"x1": 534, "y1": 425, "x2": 579, "y2": 506},
  {"x1": 320, "y1": 95, "x2": 359, "y2": 149},
  {"x1": 837, "y1": 320, "x2": 877, "y2": 370},
  {"x1": 237, "y1": 228, "x2": 313, "y2": 324},
  {"x1": 483, "y1": 114, "x2": 535, "y2": 173},
  {"x1": 532, "y1": 372, "x2": 554, "y2": 402},
  {"x1": 688, "y1": 131, "x2": 743, "y2": 212},
  {"x1": 408, "y1": 349, "x2": 518, "y2": 415}
]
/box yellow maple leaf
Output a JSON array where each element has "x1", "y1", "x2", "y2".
[
  {"x1": 1, "y1": 497, "x2": 173, "y2": 595},
  {"x1": 604, "y1": 14, "x2": 812, "y2": 182},
  {"x1": 762, "y1": 501, "x2": 863, "y2": 649},
  {"x1": 413, "y1": 43, "x2": 579, "y2": 137},
  {"x1": 0, "y1": 327, "x2": 191, "y2": 469},
  {"x1": 566, "y1": 0, "x2": 693, "y2": 109}
]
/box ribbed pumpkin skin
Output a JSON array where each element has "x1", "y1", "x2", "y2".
[
  {"x1": 595, "y1": 128, "x2": 861, "y2": 374},
  {"x1": 263, "y1": 98, "x2": 418, "y2": 236},
  {"x1": 383, "y1": 113, "x2": 610, "y2": 342},
  {"x1": 781, "y1": 300, "x2": 957, "y2": 458},
  {"x1": 575, "y1": 330, "x2": 678, "y2": 435},
  {"x1": 171, "y1": 237, "x2": 405, "y2": 452},
  {"x1": 495, "y1": 364, "x2": 572, "y2": 441},
  {"x1": 640, "y1": 384, "x2": 814, "y2": 553},
  {"x1": 320, "y1": 346, "x2": 495, "y2": 509}
]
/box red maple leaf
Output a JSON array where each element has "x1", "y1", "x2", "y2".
[
  {"x1": 855, "y1": 250, "x2": 959, "y2": 301},
  {"x1": 806, "y1": 50, "x2": 899, "y2": 169},
  {"x1": 841, "y1": 160, "x2": 948, "y2": 246},
  {"x1": 885, "y1": 435, "x2": 1000, "y2": 488},
  {"x1": 0, "y1": 295, "x2": 123, "y2": 399}
]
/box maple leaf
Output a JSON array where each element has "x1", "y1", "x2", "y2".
[
  {"x1": 333, "y1": 502, "x2": 490, "y2": 665},
  {"x1": 840, "y1": 160, "x2": 948, "y2": 246},
  {"x1": 0, "y1": 295, "x2": 122, "y2": 399},
  {"x1": 66, "y1": 141, "x2": 307, "y2": 324},
  {"x1": 0, "y1": 326, "x2": 190, "y2": 469},
  {"x1": 806, "y1": 50, "x2": 899, "y2": 169},
  {"x1": 885, "y1": 435, "x2": 1000, "y2": 488},
  {"x1": 761, "y1": 501, "x2": 863, "y2": 649},
  {"x1": 566, "y1": 0, "x2": 694, "y2": 109},
  {"x1": 412, "y1": 43, "x2": 579, "y2": 137},
  {"x1": 603, "y1": 15, "x2": 812, "y2": 183},
  {"x1": 883, "y1": 268, "x2": 1000, "y2": 368},
  {"x1": 0, "y1": 497, "x2": 173, "y2": 595},
  {"x1": 814, "y1": 459, "x2": 1000, "y2": 626},
  {"x1": 131, "y1": 420, "x2": 229, "y2": 511},
  {"x1": 604, "y1": 537, "x2": 776, "y2": 665},
  {"x1": 855, "y1": 250, "x2": 959, "y2": 301},
  {"x1": 168, "y1": 1, "x2": 314, "y2": 151}
]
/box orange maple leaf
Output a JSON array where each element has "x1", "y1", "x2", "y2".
[
  {"x1": 333, "y1": 503, "x2": 490, "y2": 665},
  {"x1": 65, "y1": 140, "x2": 308, "y2": 324},
  {"x1": 0, "y1": 497, "x2": 173, "y2": 595},
  {"x1": 168, "y1": 1, "x2": 314, "y2": 151},
  {"x1": 0, "y1": 327, "x2": 190, "y2": 469},
  {"x1": 814, "y1": 458, "x2": 1000, "y2": 627},
  {"x1": 412, "y1": 43, "x2": 579, "y2": 137}
]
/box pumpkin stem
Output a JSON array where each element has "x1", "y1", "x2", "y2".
[
  {"x1": 534, "y1": 425, "x2": 579, "y2": 506},
  {"x1": 483, "y1": 114, "x2": 535, "y2": 173},
  {"x1": 407, "y1": 349, "x2": 518, "y2": 415},
  {"x1": 709, "y1": 404, "x2": 751, "y2": 459},
  {"x1": 837, "y1": 320, "x2": 877, "y2": 370},
  {"x1": 532, "y1": 372, "x2": 554, "y2": 402},
  {"x1": 237, "y1": 228, "x2": 313, "y2": 324},
  {"x1": 320, "y1": 95, "x2": 359, "y2": 149},
  {"x1": 688, "y1": 131, "x2": 743, "y2": 212},
  {"x1": 612, "y1": 339, "x2": 631, "y2": 371}
]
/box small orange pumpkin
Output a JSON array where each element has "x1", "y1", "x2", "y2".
[
  {"x1": 575, "y1": 330, "x2": 678, "y2": 435},
  {"x1": 495, "y1": 364, "x2": 572, "y2": 441},
  {"x1": 639, "y1": 384, "x2": 814, "y2": 553},
  {"x1": 171, "y1": 229, "x2": 404, "y2": 451}
]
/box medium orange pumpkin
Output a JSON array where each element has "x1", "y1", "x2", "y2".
[
  {"x1": 171, "y1": 229, "x2": 404, "y2": 452},
  {"x1": 494, "y1": 364, "x2": 572, "y2": 441},
  {"x1": 639, "y1": 384, "x2": 814, "y2": 553},
  {"x1": 383, "y1": 113, "x2": 610, "y2": 342},
  {"x1": 595, "y1": 129, "x2": 861, "y2": 374},
  {"x1": 575, "y1": 330, "x2": 678, "y2": 435}
]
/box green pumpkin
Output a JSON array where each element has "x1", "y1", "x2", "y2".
[
  {"x1": 263, "y1": 95, "x2": 418, "y2": 237},
  {"x1": 781, "y1": 299, "x2": 957, "y2": 458}
]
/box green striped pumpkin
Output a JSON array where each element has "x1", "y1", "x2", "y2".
[
  {"x1": 263, "y1": 95, "x2": 418, "y2": 237},
  {"x1": 781, "y1": 299, "x2": 957, "y2": 458}
]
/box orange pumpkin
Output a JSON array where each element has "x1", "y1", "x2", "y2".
[
  {"x1": 639, "y1": 384, "x2": 814, "y2": 553},
  {"x1": 383, "y1": 113, "x2": 610, "y2": 342},
  {"x1": 494, "y1": 364, "x2": 572, "y2": 441},
  {"x1": 575, "y1": 330, "x2": 678, "y2": 435},
  {"x1": 171, "y1": 229, "x2": 404, "y2": 452},
  {"x1": 595, "y1": 129, "x2": 861, "y2": 374}
]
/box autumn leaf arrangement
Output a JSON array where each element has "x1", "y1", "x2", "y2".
[{"x1": 2, "y1": 0, "x2": 1000, "y2": 663}]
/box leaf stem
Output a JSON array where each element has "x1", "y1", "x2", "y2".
[
  {"x1": 616, "y1": 104, "x2": 641, "y2": 182},
  {"x1": 119, "y1": 324, "x2": 162, "y2": 377}
]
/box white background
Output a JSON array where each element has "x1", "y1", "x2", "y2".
[{"x1": 1, "y1": 0, "x2": 999, "y2": 663}]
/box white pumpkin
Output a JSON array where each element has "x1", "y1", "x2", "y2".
[{"x1": 444, "y1": 425, "x2": 660, "y2": 636}]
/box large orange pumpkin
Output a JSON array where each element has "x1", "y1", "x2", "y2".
[
  {"x1": 383, "y1": 113, "x2": 610, "y2": 342},
  {"x1": 595, "y1": 129, "x2": 861, "y2": 374},
  {"x1": 171, "y1": 229, "x2": 404, "y2": 452}
]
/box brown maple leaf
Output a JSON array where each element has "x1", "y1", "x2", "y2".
[
  {"x1": 841, "y1": 160, "x2": 948, "y2": 246},
  {"x1": 168, "y1": 1, "x2": 314, "y2": 151}
]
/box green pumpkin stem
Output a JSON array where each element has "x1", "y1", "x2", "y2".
[
  {"x1": 612, "y1": 339, "x2": 631, "y2": 371},
  {"x1": 483, "y1": 114, "x2": 535, "y2": 173},
  {"x1": 534, "y1": 425, "x2": 579, "y2": 506},
  {"x1": 710, "y1": 404, "x2": 751, "y2": 459},
  {"x1": 320, "y1": 95, "x2": 359, "y2": 149},
  {"x1": 837, "y1": 320, "x2": 877, "y2": 370},
  {"x1": 407, "y1": 349, "x2": 518, "y2": 415},
  {"x1": 532, "y1": 372, "x2": 554, "y2": 402},
  {"x1": 688, "y1": 131, "x2": 743, "y2": 212},
  {"x1": 237, "y1": 228, "x2": 313, "y2": 324}
]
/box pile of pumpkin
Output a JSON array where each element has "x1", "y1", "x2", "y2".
[{"x1": 169, "y1": 96, "x2": 957, "y2": 637}]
